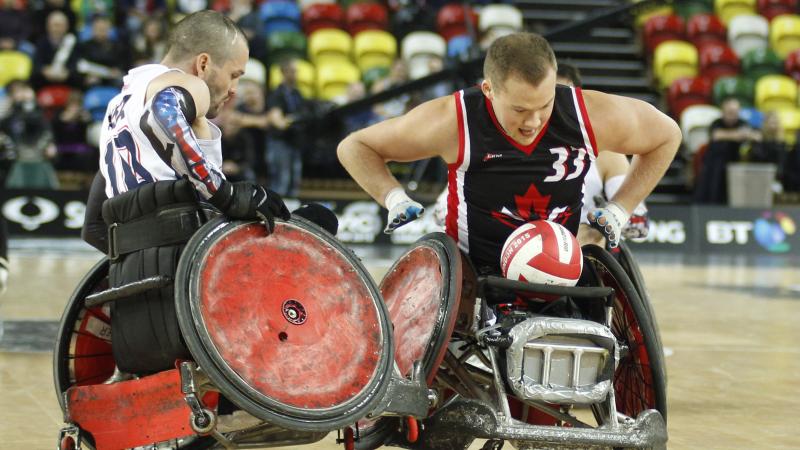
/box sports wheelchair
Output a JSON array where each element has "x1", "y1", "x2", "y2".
[{"x1": 54, "y1": 218, "x2": 667, "y2": 450}]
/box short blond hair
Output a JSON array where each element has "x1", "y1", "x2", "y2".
[{"x1": 484, "y1": 32, "x2": 557, "y2": 90}]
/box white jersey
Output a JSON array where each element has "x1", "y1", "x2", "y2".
[
  {"x1": 580, "y1": 162, "x2": 604, "y2": 225},
  {"x1": 98, "y1": 64, "x2": 223, "y2": 198}
]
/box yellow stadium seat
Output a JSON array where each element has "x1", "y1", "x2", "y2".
[
  {"x1": 269, "y1": 59, "x2": 316, "y2": 98},
  {"x1": 770, "y1": 14, "x2": 800, "y2": 59},
  {"x1": 634, "y1": 5, "x2": 673, "y2": 28},
  {"x1": 775, "y1": 107, "x2": 800, "y2": 144},
  {"x1": 353, "y1": 30, "x2": 397, "y2": 72},
  {"x1": 316, "y1": 61, "x2": 360, "y2": 101},
  {"x1": 0, "y1": 51, "x2": 33, "y2": 88},
  {"x1": 715, "y1": 0, "x2": 756, "y2": 25},
  {"x1": 308, "y1": 28, "x2": 353, "y2": 65},
  {"x1": 755, "y1": 74, "x2": 798, "y2": 111},
  {"x1": 653, "y1": 40, "x2": 699, "y2": 89}
]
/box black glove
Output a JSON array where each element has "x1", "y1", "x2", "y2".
[{"x1": 209, "y1": 181, "x2": 291, "y2": 232}]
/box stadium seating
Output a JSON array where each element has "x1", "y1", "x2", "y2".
[
  {"x1": 739, "y1": 105, "x2": 765, "y2": 127},
  {"x1": 643, "y1": 14, "x2": 686, "y2": 54},
  {"x1": 715, "y1": 0, "x2": 757, "y2": 24},
  {"x1": 674, "y1": 0, "x2": 714, "y2": 19},
  {"x1": 0, "y1": 51, "x2": 32, "y2": 88},
  {"x1": 345, "y1": 2, "x2": 388, "y2": 35},
  {"x1": 316, "y1": 60, "x2": 360, "y2": 101},
  {"x1": 712, "y1": 75, "x2": 755, "y2": 106},
  {"x1": 353, "y1": 30, "x2": 397, "y2": 72},
  {"x1": 36, "y1": 84, "x2": 72, "y2": 119},
  {"x1": 243, "y1": 58, "x2": 267, "y2": 86},
  {"x1": 448, "y1": 34, "x2": 475, "y2": 59},
  {"x1": 436, "y1": 3, "x2": 479, "y2": 42},
  {"x1": 83, "y1": 86, "x2": 119, "y2": 121},
  {"x1": 681, "y1": 104, "x2": 723, "y2": 153},
  {"x1": 653, "y1": 40, "x2": 699, "y2": 89},
  {"x1": 784, "y1": 48, "x2": 800, "y2": 81},
  {"x1": 635, "y1": 5, "x2": 673, "y2": 28},
  {"x1": 401, "y1": 31, "x2": 447, "y2": 80},
  {"x1": 259, "y1": 1, "x2": 302, "y2": 35},
  {"x1": 687, "y1": 13, "x2": 728, "y2": 47},
  {"x1": 269, "y1": 59, "x2": 316, "y2": 98},
  {"x1": 478, "y1": 4, "x2": 523, "y2": 38},
  {"x1": 668, "y1": 76, "x2": 713, "y2": 117},
  {"x1": 267, "y1": 31, "x2": 307, "y2": 65},
  {"x1": 727, "y1": 14, "x2": 769, "y2": 57},
  {"x1": 755, "y1": 74, "x2": 798, "y2": 110},
  {"x1": 769, "y1": 14, "x2": 800, "y2": 58},
  {"x1": 775, "y1": 106, "x2": 800, "y2": 143},
  {"x1": 698, "y1": 41, "x2": 741, "y2": 82},
  {"x1": 301, "y1": 3, "x2": 344, "y2": 34},
  {"x1": 757, "y1": 0, "x2": 798, "y2": 21},
  {"x1": 362, "y1": 66, "x2": 389, "y2": 90},
  {"x1": 298, "y1": 0, "x2": 333, "y2": 10},
  {"x1": 741, "y1": 47, "x2": 784, "y2": 80},
  {"x1": 308, "y1": 28, "x2": 353, "y2": 65}
]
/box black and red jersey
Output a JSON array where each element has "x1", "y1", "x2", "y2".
[{"x1": 444, "y1": 84, "x2": 598, "y2": 274}]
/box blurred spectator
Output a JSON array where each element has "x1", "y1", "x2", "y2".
[
  {"x1": 31, "y1": 10, "x2": 81, "y2": 89},
  {"x1": 0, "y1": 0, "x2": 31, "y2": 50},
  {"x1": 748, "y1": 111, "x2": 785, "y2": 165},
  {"x1": 217, "y1": 78, "x2": 265, "y2": 183},
  {"x1": 51, "y1": 89, "x2": 95, "y2": 173},
  {"x1": 31, "y1": 0, "x2": 77, "y2": 37},
  {"x1": 131, "y1": 17, "x2": 167, "y2": 65},
  {"x1": 372, "y1": 59, "x2": 410, "y2": 120},
  {"x1": 76, "y1": 15, "x2": 128, "y2": 88},
  {"x1": 266, "y1": 58, "x2": 307, "y2": 197},
  {"x1": 75, "y1": 0, "x2": 115, "y2": 28},
  {"x1": 119, "y1": 0, "x2": 167, "y2": 35},
  {"x1": 342, "y1": 81, "x2": 379, "y2": 134},
  {"x1": 233, "y1": 1, "x2": 268, "y2": 64},
  {"x1": 783, "y1": 131, "x2": 800, "y2": 193},
  {"x1": 694, "y1": 97, "x2": 760, "y2": 204},
  {"x1": 1, "y1": 80, "x2": 59, "y2": 189}
]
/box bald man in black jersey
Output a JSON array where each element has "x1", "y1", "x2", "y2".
[{"x1": 338, "y1": 33, "x2": 681, "y2": 276}]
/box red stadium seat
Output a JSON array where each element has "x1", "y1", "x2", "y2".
[
  {"x1": 436, "y1": 3, "x2": 479, "y2": 42},
  {"x1": 757, "y1": 0, "x2": 798, "y2": 21},
  {"x1": 643, "y1": 14, "x2": 686, "y2": 54},
  {"x1": 345, "y1": 2, "x2": 388, "y2": 35},
  {"x1": 37, "y1": 84, "x2": 72, "y2": 110},
  {"x1": 698, "y1": 41, "x2": 741, "y2": 82},
  {"x1": 686, "y1": 13, "x2": 728, "y2": 47},
  {"x1": 302, "y1": 3, "x2": 344, "y2": 34},
  {"x1": 785, "y1": 48, "x2": 800, "y2": 82},
  {"x1": 668, "y1": 76, "x2": 713, "y2": 117}
]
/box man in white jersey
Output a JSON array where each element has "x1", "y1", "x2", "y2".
[
  {"x1": 84, "y1": 10, "x2": 294, "y2": 375},
  {"x1": 554, "y1": 63, "x2": 650, "y2": 247}
]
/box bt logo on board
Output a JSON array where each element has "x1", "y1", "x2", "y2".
[{"x1": 753, "y1": 212, "x2": 796, "y2": 253}]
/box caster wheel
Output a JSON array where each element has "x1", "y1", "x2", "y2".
[
  {"x1": 343, "y1": 427, "x2": 355, "y2": 450},
  {"x1": 60, "y1": 435, "x2": 76, "y2": 450}
]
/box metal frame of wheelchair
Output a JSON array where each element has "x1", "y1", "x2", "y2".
[{"x1": 53, "y1": 224, "x2": 667, "y2": 450}]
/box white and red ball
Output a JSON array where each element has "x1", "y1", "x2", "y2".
[{"x1": 500, "y1": 220, "x2": 583, "y2": 286}]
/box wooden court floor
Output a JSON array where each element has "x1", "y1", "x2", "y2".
[{"x1": 0, "y1": 244, "x2": 798, "y2": 449}]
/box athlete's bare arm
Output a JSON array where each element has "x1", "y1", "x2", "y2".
[
  {"x1": 583, "y1": 90, "x2": 681, "y2": 214},
  {"x1": 337, "y1": 96, "x2": 460, "y2": 206}
]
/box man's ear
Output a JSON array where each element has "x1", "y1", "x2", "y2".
[
  {"x1": 480, "y1": 79, "x2": 493, "y2": 100},
  {"x1": 195, "y1": 53, "x2": 211, "y2": 77}
]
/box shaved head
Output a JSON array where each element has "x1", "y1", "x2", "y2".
[{"x1": 164, "y1": 10, "x2": 247, "y2": 64}]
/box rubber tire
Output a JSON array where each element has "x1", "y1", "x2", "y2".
[{"x1": 582, "y1": 244, "x2": 668, "y2": 422}]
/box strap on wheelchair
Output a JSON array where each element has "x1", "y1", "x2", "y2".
[{"x1": 107, "y1": 203, "x2": 205, "y2": 261}]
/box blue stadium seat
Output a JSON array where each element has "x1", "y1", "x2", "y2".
[
  {"x1": 260, "y1": 1, "x2": 302, "y2": 35},
  {"x1": 83, "y1": 86, "x2": 119, "y2": 121},
  {"x1": 447, "y1": 34, "x2": 474, "y2": 59}
]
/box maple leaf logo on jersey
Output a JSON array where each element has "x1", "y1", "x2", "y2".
[{"x1": 491, "y1": 183, "x2": 572, "y2": 229}]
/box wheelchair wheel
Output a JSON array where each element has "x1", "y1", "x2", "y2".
[
  {"x1": 52, "y1": 257, "x2": 218, "y2": 450},
  {"x1": 582, "y1": 245, "x2": 667, "y2": 422}
]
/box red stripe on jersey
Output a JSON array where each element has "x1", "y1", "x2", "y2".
[
  {"x1": 575, "y1": 87, "x2": 598, "y2": 157},
  {"x1": 446, "y1": 91, "x2": 465, "y2": 243},
  {"x1": 485, "y1": 96, "x2": 550, "y2": 155}
]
